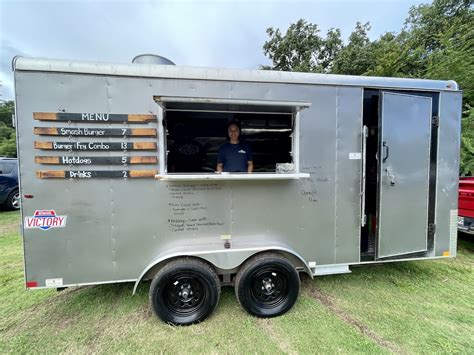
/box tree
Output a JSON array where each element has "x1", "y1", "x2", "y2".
[
  {"x1": 0, "y1": 101, "x2": 16, "y2": 157},
  {"x1": 263, "y1": 19, "x2": 342, "y2": 73},
  {"x1": 460, "y1": 106, "x2": 474, "y2": 175},
  {"x1": 0, "y1": 101, "x2": 15, "y2": 126},
  {"x1": 332, "y1": 22, "x2": 375, "y2": 75}
]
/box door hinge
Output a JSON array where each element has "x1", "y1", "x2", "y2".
[
  {"x1": 428, "y1": 223, "x2": 436, "y2": 235},
  {"x1": 432, "y1": 115, "x2": 439, "y2": 127}
]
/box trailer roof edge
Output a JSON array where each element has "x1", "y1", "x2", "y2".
[{"x1": 12, "y1": 56, "x2": 460, "y2": 92}]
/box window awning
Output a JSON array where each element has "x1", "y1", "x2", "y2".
[{"x1": 154, "y1": 96, "x2": 311, "y2": 114}]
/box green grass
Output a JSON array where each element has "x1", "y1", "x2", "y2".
[{"x1": 1, "y1": 210, "x2": 473, "y2": 353}]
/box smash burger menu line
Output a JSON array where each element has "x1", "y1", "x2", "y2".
[
  {"x1": 33, "y1": 111, "x2": 159, "y2": 179},
  {"x1": 33, "y1": 112, "x2": 157, "y2": 123},
  {"x1": 34, "y1": 127, "x2": 157, "y2": 137},
  {"x1": 36, "y1": 170, "x2": 158, "y2": 179}
]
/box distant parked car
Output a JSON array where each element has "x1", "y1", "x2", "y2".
[
  {"x1": 0, "y1": 158, "x2": 19, "y2": 210},
  {"x1": 458, "y1": 177, "x2": 474, "y2": 235}
]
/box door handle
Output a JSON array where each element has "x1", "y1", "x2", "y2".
[
  {"x1": 361, "y1": 125, "x2": 368, "y2": 227},
  {"x1": 382, "y1": 141, "x2": 390, "y2": 163}
]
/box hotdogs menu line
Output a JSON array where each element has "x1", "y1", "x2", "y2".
[{"x1": 35, "y1": 156, "x2": 158, "y2": 165}]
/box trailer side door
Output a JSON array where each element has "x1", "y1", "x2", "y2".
[{"x1": 377, "y1": 92, "x2": 432, "y2": 258}]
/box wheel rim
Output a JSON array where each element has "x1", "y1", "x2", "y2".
[
  {"x1": 250, "y1": 267, "x2": 289, "y2": 309},
  {"x1": 12, "y1": 192, "x2": 20, "y2": 209},
  {"x1": 163, "y1": 273, "x2": 206, "y2": 316}
]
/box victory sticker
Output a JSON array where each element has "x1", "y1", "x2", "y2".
[{"x1": 25, "y1": 210, "x2": 67, "y2": 230}]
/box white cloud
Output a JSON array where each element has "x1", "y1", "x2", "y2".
[{"x1": 0, "y1": 0, "x2": 425, "y2": 100}]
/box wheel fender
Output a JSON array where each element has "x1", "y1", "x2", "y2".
[{"x1": 133, "y1": 244, "x2": 313, "y2": 295}]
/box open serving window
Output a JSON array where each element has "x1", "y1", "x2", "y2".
[{"x1": 154, "y1": 96, "x2": 311, "y2": 180}]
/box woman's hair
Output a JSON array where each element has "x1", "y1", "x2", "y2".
[{"x1": 227, "y1": 120, "x2": 241, "y2": 131}]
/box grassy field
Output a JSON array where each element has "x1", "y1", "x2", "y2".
[{"x1": 0, "y1": 210, "x2": 473, "y2": 353}]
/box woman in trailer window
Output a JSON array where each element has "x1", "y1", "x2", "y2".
[{"x1": 216, "y1": 121, "x2": 254, "y2": 173}]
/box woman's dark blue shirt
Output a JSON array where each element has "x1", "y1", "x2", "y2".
[{"x1": 217, "y1": 142, "x2": 253, "y2": 172}]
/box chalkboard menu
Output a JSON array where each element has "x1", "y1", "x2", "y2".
[{"x1": 34, "y1": 111, "x2": 159, "y2": 179}]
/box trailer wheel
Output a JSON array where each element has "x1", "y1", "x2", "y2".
[
  {"x1": 235, "y1": 253, "x2": 300, "y2": 318},
  {"x1": 149, "y1": 258, "x2": 220, "y2": 325}
]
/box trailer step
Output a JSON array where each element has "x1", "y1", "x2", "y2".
[{"x1": 313, "y1": 264, "x2": 351, "y2": 276}]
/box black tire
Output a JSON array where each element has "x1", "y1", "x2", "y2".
[
  {"x1": 4, "y1": 189, "x2": 20, "y2": 210},
  {"x1": 149, "y1": 258, "x2": 220, "y2": 325},
  {"x1": 235, "y1": 253, "x2": 300, "y2": 318}
]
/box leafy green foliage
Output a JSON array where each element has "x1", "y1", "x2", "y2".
[
  {"x1": 263, "y1": 0, "x2": 474, "y2": 174},
  {"x1": 332, "y1": 22, "x2": 375, "y2": 75},
  {"x1": 460, "y1": 106, "x2": 474, "y2": 175},
  {"x1": 0, "y1": 101, "x2": 16, "y2": 158},
  {"x1": 0, "y1": 101, "x2": 14, "y2": 126},
  {"x1": 263, "y1": 19, "x2": 342, "y2": 73}
]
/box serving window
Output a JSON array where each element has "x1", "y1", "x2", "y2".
[{"x1": 155, "y1": 97, "x2": 310, "y2": 180}]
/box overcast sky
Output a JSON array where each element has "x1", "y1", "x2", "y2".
[{"x1": 0, "y1": 0, "x2": 426, "y2": 100}]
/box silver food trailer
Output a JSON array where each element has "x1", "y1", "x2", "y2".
[{"x1": 12, "y1": 55, "x2": 462, "y2": 325}]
